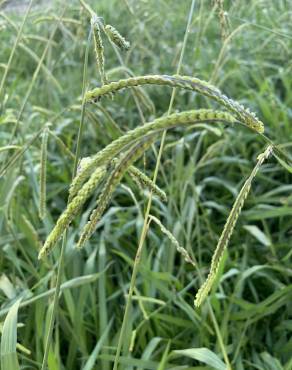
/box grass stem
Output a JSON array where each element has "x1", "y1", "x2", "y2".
[
  {"x1": 112, "y1": 1, "x2": 196, "y2": 369},
  {"x1": 40, "y1": 27, "x2": 91, "y2": 370}
]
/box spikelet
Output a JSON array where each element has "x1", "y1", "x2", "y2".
[
  {"x1": 38, "y1": 165, "x2": 106, "y2": 259},
  {"x1": 91, "y1": 14, "x2": 107, "y2": 85},
  {"x1": 39, "y1": 127, "x2": 49, "y2": 219},
  {"x1": 77, "y1": 156, "x2": 93, "y2": 174},
  {"x1": 48, "y1": 130, "x2": 75, "y2": 160},
  {"x1": 104, "y1": 24, "x2": 130, "y2": 51},
  {"x1": 135, "y1": 86, "x2": 155, "y2": 114},
  {"x1": 215, "y1": 0, "x2": 229, "y2": 40},
  {"x1": 85, "y1": 75, "x2": 264, "y2": 133},
  {"x1": 77, "y1": 137, "x2": 155, "y2": 248},
  {"x1": 69, "y1": 109, "x2": 237, "y2": 200},
  {"x1": 194, "y1": 145, "x2": 273, "y2": 307},
  {"x1": 68, "y1": 156, "x2": 94, "y2": 202},
  {"x1": 21, "y1": 215, "x2": 42, "y2": 250},
  {"x1": 149, "y1": 216, "x2": 195, "y2": 266},
  {"x1": 129, "y1": 166, "x2": 167, "y2": 202}
]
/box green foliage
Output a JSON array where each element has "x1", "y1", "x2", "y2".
[
  {"x1": 0, "y1": 299, "x2": 21, "y2": 370},
  {"x1": 0, "y1": 0, "x2": 291, "y2": 369}
]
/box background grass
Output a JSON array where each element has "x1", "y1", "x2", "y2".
[{"x1": 0, "y1": 0, "x2": 292, "y2": 369}]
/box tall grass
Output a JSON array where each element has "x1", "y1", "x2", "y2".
[{"x1": 0, "y1": 1, "x2": 292, "y2": 369}]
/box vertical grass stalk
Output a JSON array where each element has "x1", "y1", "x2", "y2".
[
  {"x1": 112, "y1": 1, "x2": 196, "y2": 368},
  {"x1": 40, "y1": 28, "x2": 91, "y2": 370},
  {"x1": 0, "y1": 0, "x2": 34, "y2": 104},
  {"x1": 9, "y1": 8, "x2": 67, "y2": 144},
  {"x1": 39, "y1": 127, "x2": 49, "y2": 219}
]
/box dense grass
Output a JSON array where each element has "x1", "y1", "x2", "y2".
[{"x1": 0, "y1": 0, "x2": 292, "y2": 369}]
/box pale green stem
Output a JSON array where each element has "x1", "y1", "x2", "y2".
[
  {"x1": 9, "y1": 8, "x2": 66, "y2": 144},
  {"x1": 112, "y1": 1, "x2": 196, "y2": 369},
  {"x1": 40, "y1": 27, "x2": 91, "y2": 370},
  {"x1": 0, "y1": 0, "x2": 34, "y2": 102},
  {"x1": 40, "y1": 233, "x2": 66, "y2": 370}
]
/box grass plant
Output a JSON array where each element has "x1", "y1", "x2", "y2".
[{"x1": 0, "y1": 1, "x2": 291, "y2": 369}]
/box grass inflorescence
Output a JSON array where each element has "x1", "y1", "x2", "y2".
[
  {"x1": 194, "y1": 145, "x2": 273, "y2": 307},
  {"x1": 85, "y1": 74, "x2": 264, "y2": 133},
  {"x1": 39, "y1": 109, "x2": 237, "y2": 258}
]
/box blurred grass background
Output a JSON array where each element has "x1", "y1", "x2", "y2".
[{"x1": 0, "y1": 0, "x2": 292, "y2": 369}]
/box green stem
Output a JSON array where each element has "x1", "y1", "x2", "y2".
[
  {"x1": 0, "y1": 0, "x2": 34, "y2": 103},
  {"x1": 112, "y1": 2, "x2": 196, "y2": 369},
  {"x1": 207, "y1": 301, "x2": 232, "y2": 369},
  {"x1": 40, "y1": 27, "x2": 91, "y2": 370},
  {"x1": 40, "y1": 233, "x2": 66, "y2": 370},
  {"x1": 0, "y1": 127, "x2": 45, "y2": 179},
  {"x1": 9, "y1": 8, "x2": 66, "y2": 144}
]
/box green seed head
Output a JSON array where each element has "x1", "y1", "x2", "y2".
[
  {"x1": 91, "y1": 15, "x2": 107, "y2": 85},
  {"x1": 85, "y1": 74, "x2": 264, "y2": 133},
  {"x1": 104, "y1": 24, "x2": 130, "y2": 51}
]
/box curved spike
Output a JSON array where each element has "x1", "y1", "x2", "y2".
[{"x1": 85, "y1": 74, "x2": 264, "y2": 133}]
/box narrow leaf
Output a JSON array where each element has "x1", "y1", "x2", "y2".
[
  {"x1": 174, "y1": 348, "x2": 227, "y2": 370},
  {"x1": 0, "y1": 299, "x2": 22, "y2": 370}
]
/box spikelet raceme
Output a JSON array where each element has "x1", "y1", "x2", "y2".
[
  {"x1": 128, "y1": 166, "x2": 167, "y2": 202},
  {"x1": 215, "y1": 0, "x2": 229, "y2": 40},
  {"x1": 77, "y1": 136, "x2": 156, "y2": 248},
  {"x1": 85, "y1": 75, "x2": 264, "y2": 133},
  {"x1": 149, "y1": 216, "x2": 195, "y2": 266},
  {"x1": 38, "y1": 165, "x2": 106, "y2": 259},
  {"x1": 91, "y1": 14, "x2": 107, "y2": 85},
  {"x1": 70, "y1": 156, "x2": 164, "y2": 201},
  {"x1": 194, "y1": 145, "x2": 273, "y2": 307},
  {"x1": 134, "y1": 86, "x2": 155, "y2": 114},
  {"x1": 69, "y1": 109, "x2": 237, "y2": 200},
  {"x1": 21, "y1": 215, "x2": 42, "y2": 250},
  {"x1": 39, "y1": 127, "x2": 49, "y2": 219},
  {"x1": 77, "y1": 156, "x2": 93, "y2": 175},
  {"x1": 48, "y1": 130, "x2": 75, "y2": 160},
  {"x1": 104, "y1": 24, "x2": 130, "y2": 51}
]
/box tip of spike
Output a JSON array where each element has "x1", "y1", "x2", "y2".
[{"x1": 256, "y1": 121, "x2": 265, "y2": 134}]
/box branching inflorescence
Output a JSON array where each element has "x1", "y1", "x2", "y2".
[
  {"x1": 38, "y1": 54, "x2": 269, "y2": 307},
  {"x1": 39, "y1": 109, "x2": 238, "y2": 259},
  {"x1": 90, "y1": 14, "x2": 130, "y2": 86},
  {"x1": 68, "y1": 110, "x2": 237, "y2": 201},
  {"x1": 77, "y1": 136, "x2": 155, "y2": 248}
]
